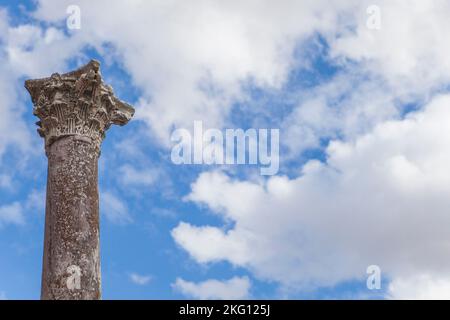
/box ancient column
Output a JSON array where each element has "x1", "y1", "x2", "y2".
[{"x1": 25, "y1": 60, "x2": 134, "y2": 300}]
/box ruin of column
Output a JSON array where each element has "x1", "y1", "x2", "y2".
[{"x1": 24, "y1": 60, "x2": 135, "y2": 300}]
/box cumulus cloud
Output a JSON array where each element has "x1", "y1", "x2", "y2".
[
  {"x1": 173, "y1": 276, "x2": 251, "y2": 300},
  {"x1": 129, "y1": 273, "x2": 152, "y2": 285},
  {"x1": 173, "y1": 94, "x2": 450, "y2": 295},
  {"x1": 100, "y1": 191, "x2": 132, "y2": 224},
  {"x1": 0, "y1": 55, "x2": 31, "y2": 160},
  {"x1": 31, "y1": 0, "x2": 355, "y2": 144},
  {"x1": 0, "y1": 202, "x2": 25, "y2": 227},
  {"x1": 282, "y1": 72, "x2": 399, "y2": 159},
  {"x1": 25, "y1": 188, "x2": 46, "y2": 213},
  {"x1": 0, "y1": 6, "x2": 85, "y2": 167},
  {"x1": 118, "y1": 164, "x2": 159, "y2": 187},
  {"x1": 1, "y1": 0, "x2": 450, "y2": 299},
  {"x1": 17, "y1": 0, "x2": 450, "y2": 153},
  {"x1": 388, "y1": 275, "x2": 450, "y2": 300},
  {"x1": 329, "y1": 0, "x2": 450, "y2": 97},
  {"x1": 0, "y1": 174, "x2": 12, "y2": 189},
  {"x1": 281, "y1": 0, "x2": 450, "y2": 160}
]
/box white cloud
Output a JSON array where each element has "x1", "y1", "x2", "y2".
[
  {"x1": 388, "y1": 275, "x2": 450, "y2": 300},
  {"x1": 0, "y1": 8, "x2": 8, "y2": 37},
  {"x1": 100, "y1": 191, "x2": 132, "y2": 224},
  {"x1": 0, "y1": 6, "x2": 85, "y2": 168},
  {"x1": 0, "y1": 174, "x2": 12, "y2": 189},
  {"x1": 129, "y1": 273, "x2": 152, "y2": 285},
  {"x1": 0, "y1": 291, "x2": 6, "y2": 300},
  {"x1": 0, "y1": 58, "x2": 32, "y2": 160},
  {"x1": 7, "y1": 0, "x2": 449, "y2": 156},
  {"x1": 118, "y1": 164, "x2": 159, "y2": 186},
  {"x1": 329, "y1": 0, "x2": 450, "y2": 98},
  {"x1": 31, "y1": 0, "x2": 354, "y2": 144},
  {"x1": 1, "y1": 0, "x2": 450, "y2": 298},
  {"x1": 172, "y1": 222, "x2": 251, "y2": 265},
  {"x1": 25, "y1": 188, "x2": 46, "y2": 213},
  {"x1": 26, "y1": 0, "x2": 450, "y2": 169},
  {"x1": 173, "y1": 94, "x2": 450, "y2": 293},
  {"x1": 282, "y1": 72, "x2": 399, "y2": 158},
  {"x1": 173, "y1": 276, "x2": 251, "y2": 300},
  {"x1": 0, "y1": 202, "x2": 25, "y2": 227}
]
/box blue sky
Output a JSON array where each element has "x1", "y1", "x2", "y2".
[{"x1": 1, "y1": 0, "x2": 450, "y2": 300}]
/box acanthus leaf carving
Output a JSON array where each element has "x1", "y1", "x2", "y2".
[{"x1": 24, "y1": 60, "x2": 135, "y2": 156}]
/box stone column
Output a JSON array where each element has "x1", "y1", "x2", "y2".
[{"x1": 25, "y1": 60, "x2": 134, "y2": 300}]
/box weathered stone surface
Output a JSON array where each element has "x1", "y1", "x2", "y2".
[
  {"x1": 25, "y1": 60, "x2": 134, "y2": 300},
  {"x1": 42, "y1": 135, "x2": 100, "y2": 299},
  {"x1": 25, "y1": 60, "x2": 134, "y2": 155}
]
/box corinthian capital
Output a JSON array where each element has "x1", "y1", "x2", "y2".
[{"x1": 25, "y1": 60, "x2": 135, "y2": 154}]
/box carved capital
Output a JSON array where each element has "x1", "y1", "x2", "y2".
[{"x1": 25, "y1": 60, "x2": 134, "y2": 155}]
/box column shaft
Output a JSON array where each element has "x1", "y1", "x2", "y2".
[
  {"x1": 25, "y1": 59, "x2": 134, "y2": 300},
  {"x1": 41, "y1": 136, "x2": 101, "y2": 300}
]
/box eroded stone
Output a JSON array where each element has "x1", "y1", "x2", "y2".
[{"x1": 25, "y1": 60, "x2": 134, "y2": 300}]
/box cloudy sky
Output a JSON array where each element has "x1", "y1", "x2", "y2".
[{"x1": 1, "y1": 0, "x2": 450, "y2": 300}]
